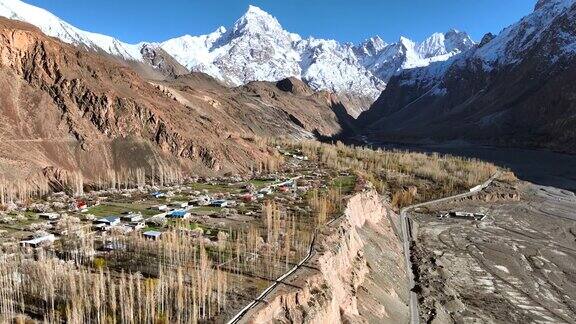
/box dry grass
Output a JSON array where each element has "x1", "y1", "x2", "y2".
[
  {"x1": 0, "y1": 210, "x2": 314, "y2": 323},
  {"x1": 278, "y1": 139, "x2": 497, "y2": 208}
]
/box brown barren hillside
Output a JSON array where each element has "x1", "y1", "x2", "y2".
[
  {"x1": 0, "y1": 17, "x2": 351, "y2": 185},
  {"x1": 154, "y1": 75, "x2": 355, "y2": 138}
]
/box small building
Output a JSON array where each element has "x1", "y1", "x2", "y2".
[
  {"x1": 448, "y1": 211, "x2": 486, "y2": 221},
  {"x1": 210, "y1": 200, "x2": 228, "y2": 208},
  {"x1": 240, "y1": 194, "x2": 256, "y2": 203},
  {"x1": 93, "y1": 223, "x2": 111, "y2": 231},
  {"x1": 20, "y1": 234, "x2": 56, "y2": 248},
  {"x1": 115, "y1": 225, "x2": 134, "y2": 234},
  {"x1": 122, "y1": 213, "x2": 143, "y2": 222},
  {"x1": 191, "y1": 196, "x2": 211, "y2": 206},
  {"x1": 168, "y1": 210, "x2": 191, "y2": 219},
  {"x1": 143, "y1": 230, "x2": 162, "y2": 240},
  {"x1": 170, "y1": 201, "x2": 188, "y2": 209},
  {"x1": 129, "y1": 221, "x2": 146, "y2": 230},
  {"x1": 102, "y1": 241, "x2": 127, "y2": 251},
  {"x1": 151, "y1": 191, "x2": 165, "y2": 198},
  {"x1": 94, "y1": 216, "x2": 120, "y2": 227},
  {"x1": 259, "y1": 188, "x2": 273, "y2": 195},
  {"x1": 39, "y1": 213, "x2": 60, "y2": 220},
  {"x1": 153, "y1": 204, "x2": 169, "y2": 211}
]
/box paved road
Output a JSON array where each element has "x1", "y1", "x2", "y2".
[
  {"x1": 226, "y1": 230, "x2": 318, "y2": 324},
  {"x1": 400, "y1": 172, "x2": 499, "y2": 324},
  {"x1": 227, "y1": 173, "x2": 498, "y2": 324},
  {"x1": 225, "y1": 175, "x2": 308, "y2": 324}
]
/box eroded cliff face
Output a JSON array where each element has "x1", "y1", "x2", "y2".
[
  {"x1": 0, "y1": 17, "x2": 361, "y2": 187},
  {"x1": 0, "y1": 18, "x2": 283, "y2": 183},
  {"x1": 246, "y1": 190, "x2": 409, "y2": 324}
]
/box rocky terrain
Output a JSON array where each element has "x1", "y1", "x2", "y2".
[
  {"x1": 358, "y1": 0, "x2": 576, "y2": 154},
  {"x1": 0, "y1": 17, "x2": 352, "y2": 187},
  {"x1": 409, "y1": 176, "x2": 576, "y2": 323},
  {"x1": 153, "y1": 75, "x2": 357, "y2": 138},
  {"x1": 0, "y1": 1, "x2": 575, "y2": 324},
  {"x1": 244, "y1": 189, "x2": 409, "y2": 324}
]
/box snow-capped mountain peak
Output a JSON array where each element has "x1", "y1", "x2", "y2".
[
  {"x1": 358, "y1": 36, "x2": 388, "y2": 55},
  {"x1": 232, "y1": 5, "x2": 284, "y2": 35},
  {"x1": 0, "y1": 0, "x2": 475, "y2": 100},
  {"x1": 0, "y1": 0, "x2": 141, "y2": 60},
  {"x1": 354, "y1": 31, "x2": 475, "y2": 82},
  {"x1": 474, "y1": 0, "x2": 575, "y2": 67},
  {"x1": 159, "y1": 27, "x2": 227, "y2": 74},
  {"x1": 535, "y1": 0, "x2": 574, "y2": 11},
  {"x1": 417, "y1": 32, "x2": 446, "y2": 57},
  {"x1": 398, "y1": 36, "x2": 416, "y2": 48},
  {"x1": 416, "y1": 29, "x2": 474, "y2": 59}
]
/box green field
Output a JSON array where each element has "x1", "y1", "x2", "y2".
[
  {"x1": 331, "y1": 175, "x2": 357, "y2": 194},
  {"x1": 248, "y1": 179, "x2": 276, "y2": 189},
  {"x1": 88, "y1": 202, "x2": 160, "y2": 217},
  {"x1": 187, "y1": 183, "x2": 242, "y2": 193}
]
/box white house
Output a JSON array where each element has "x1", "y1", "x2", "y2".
[
  {"x1": 154, "y1": 204, "x2": 169, "y2": 211},
  {"x1": 95, "y1": 216, "x2": 120, "y2": 226},
  {"x1": 170, "y1": 201, "x2": 188, "y2": 209},
  {"x1": 20, "y1": 234, "x2": 56, "y2": 248},
  {"x1": 122, "y1": 213, "x2": 143, "y2": 222},
  {"x1": 143, "y1": 230, "x2": 162, "y2": 240}
]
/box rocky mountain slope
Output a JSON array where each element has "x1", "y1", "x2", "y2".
[
  {"x1": 0, "y1": 0, "x2": 474, "y2": 101},
  {"x1": 0, "y1": 17, "x2": 350, "y2": 184},
  {"x1": 358, "y1": 0, "x2": 576, "y2": 153}
]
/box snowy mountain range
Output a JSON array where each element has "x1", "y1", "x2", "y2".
[
  {"x1": 358, "y1": 0, "x2": 576, "y2": 153},
  {"x1": 385, "y1": 0, "x2": 576, "y2": 90},
  {"x1": 0, "y1": 0, "x2": 475, "y2": 99}
]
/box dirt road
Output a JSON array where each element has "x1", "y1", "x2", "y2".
[{"x1": 401, "y1": 173, "x2": 499, "y2": 324}]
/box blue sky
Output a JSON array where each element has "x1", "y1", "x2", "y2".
[{"x1": 26, "y1": 0, "x2": 536, "y2": 44}]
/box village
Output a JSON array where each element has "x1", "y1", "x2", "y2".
[
  {"x1": 0, "y1": 140, "x2": 498, "y2": 323},
  {"x1": 11, "y1": 174, "x2": 304, "y2": 248},
  {"x1": 0, "y1": 144, "x2": 359, "y2": 322}
]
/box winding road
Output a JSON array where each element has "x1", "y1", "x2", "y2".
[
  {"x1": 227, "y1": 173, "x2": 499, "y2": 324},
  {"x1": 400, "y1": 172, "x2": 500, "y2": 324}
]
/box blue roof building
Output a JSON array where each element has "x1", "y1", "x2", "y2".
[{"x1": 168, "y1": 210, "x2": 190, "y2": 219}]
